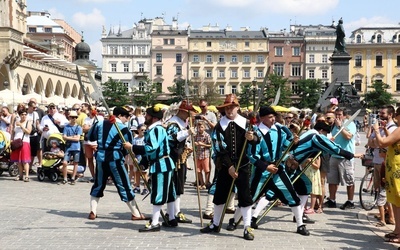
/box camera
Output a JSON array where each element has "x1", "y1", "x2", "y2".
[{"x1": 195, "y1": 115, "x2": 202, "y2": 120}]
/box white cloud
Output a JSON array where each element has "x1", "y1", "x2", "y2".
[
  {"x1": 48, "y1": 8, "x2": 65, "y2": 19},
  {"x1": 89, "y1": 41, "x2": 103, "y2": 67},
  {"x1": 179, "y1": 21, "x2": 190, "y2": 30},
  {"x1": 345, "y1": 16, "x2": 396, "y2": 33},
  {"x1": 72, "y1": 8, "x2": 106, "y2": 29}
]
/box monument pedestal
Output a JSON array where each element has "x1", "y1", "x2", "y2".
[{"x1": 330, "y1": 52, "x2": 351, "y2": 84}]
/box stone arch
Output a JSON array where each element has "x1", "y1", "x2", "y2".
[
  {"x1": 34, "y1": 76, "x2": 44, "y2": 94},
  {"x1": 45, "y1": 78, "x2": 54, "y2": 97},
  {"x1": 55, "y1": 81, "x2": 63, "y2": 96},
  {"x1": 71, "y1": 84, "x2": 78, "y2": 98},
  {"x1": 78, "y1": 88, "x2": 84, "y2": 100},
  {"x1": 63, "y1": 82, "x2": 71, "y2": 98},
  {"x1": 22, "y1": 73, "x2": 33, "y2": 93}
]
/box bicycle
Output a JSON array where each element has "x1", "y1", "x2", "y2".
[{"x1": 359, "y1": 165, "x2": 377, "y2": 210}]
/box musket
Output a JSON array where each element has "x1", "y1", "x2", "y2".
[
  {"x1": 216, "y1": 66, "x2": 270, "y2": 232},
  {"x1": 185, "y1": 79, "x2": 203, "y2": 227},
  {"x1": 84, "y1": 70, "x2": 169, "y2": 224},
  {"x1": 255, "y1": 108, "x2": 361, "y2": 225}
]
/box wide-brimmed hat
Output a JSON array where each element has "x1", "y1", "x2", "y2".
[
  {"x1": 178, "y1": 100, "x2": 197, "y2": 113},
  {"x1": 259, "y1": 106, "x2": 277, "y2": 117},
  {"x1": 314, "y1": 121, "x2": 331, "y2": 133},
  {"x1": 217, "y1": 94, "x2": 240, "y2": 111},
  {"x1": 146, "y1": 106, "x2": 163, "y2": 119}
]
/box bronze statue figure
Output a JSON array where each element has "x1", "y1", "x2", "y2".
[{"x1": 334, "y1": 18, "x2": 347, "y2": 54}]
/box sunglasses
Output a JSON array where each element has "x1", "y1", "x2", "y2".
[
  {"x1": 72, "y1": 108, "x2": 80, "y2": 111},
  {"x1": 326, "y1": 117, "x2": 333, "y2": 120},
  {"x1": 70, "y1": 116, "x2": 77, "y2": 119},
  {"x1": 49, "y1": 107, "x2": 56, "y2": 109},
  {"x1": 200, "y1": 106, "x2": 206, "y2": 108},
  {"x1": 286, "y1": 117, "x2": 293, "y2": 119}
]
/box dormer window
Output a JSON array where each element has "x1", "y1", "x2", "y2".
[
  {"x1": 356, "y1": 34, "x2": 361, "y2": 43},
  {"x1": 377, "y1": 34, "x2": 382, "y2": 43}
]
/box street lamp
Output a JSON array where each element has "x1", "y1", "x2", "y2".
[{"x1": 252, "y1": 77, "x2": 257, "y2": 108}]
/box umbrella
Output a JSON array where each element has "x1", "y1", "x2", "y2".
[
  {"x1": 272, "y1": 105, "x2": 290, "y2": 112},
  {"x1": 289, "y1": 106, "x2": 300, "y2": 112},
  {"x1": 192, "y1": 105, "x2": 201, "y2": 113},
  {"x1": 366, "y1": 108, "x2": 372, "y2": 113},
  {"x1": 207, "y1": 105, "x2": 218, "y2": 113},
  {"x1": 154, "y1": 103, "x2": 169, "y2": 111}
]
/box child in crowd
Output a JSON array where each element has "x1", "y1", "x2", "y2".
[
  {"x1": 194, "y1": 121, "x2": 211, "y2": 189},
  {"x1": 304, "y1": 156, "x2": 323, "y2": 214},
  {"x1": 130, "y1": 124, "x2": 149, "y2": 195}
]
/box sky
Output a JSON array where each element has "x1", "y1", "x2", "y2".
[{"x1": 27, "y1": 0, "x2": 400, "y2": 66}]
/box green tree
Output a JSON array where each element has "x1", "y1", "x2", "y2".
[
  {"x1": 102, "y1": 77, "x2": 129, "y2": 107},
  {"x1": 260, "y1": 74, "x2": 292, "y2": 107},
  {"x1": 296, "y1": 79, "x2": 322, "y2": 109},
  {"x1": 132, "y1": 77, "x2": 160, "y2": 107},
  {"x1": 167, "y1": 78, "x2": 186, "y2": 104},
  {"x1": 363, "y1": 81, "x2": 396, "y2": 109}
]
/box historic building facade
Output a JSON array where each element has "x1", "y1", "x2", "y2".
[
  {"x1": 347, "y1": 24, "x2": 400, "y2": 104},
  {"x1": 0, "y1": 1, "x2": 96, "y2": 109}
]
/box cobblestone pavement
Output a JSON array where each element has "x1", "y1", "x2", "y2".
[{"x1": 0, "y1": 132, "x2": 397, "y2": 249}]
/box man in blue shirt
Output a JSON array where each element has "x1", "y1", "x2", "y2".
[{"x1": 61, "y1": 110, "x2": 82, "y2": 185}]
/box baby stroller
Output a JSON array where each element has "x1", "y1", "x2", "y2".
[
  {"x1": 37, "y1": 133, "x2": 65, "y2": 182},
  {"x1": 0, "y1": 130, "x2": 18, "y2": 177}
]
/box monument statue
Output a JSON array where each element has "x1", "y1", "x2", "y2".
[{"x1": 334, "y1": 18, "x2": 347, "y2": 54}]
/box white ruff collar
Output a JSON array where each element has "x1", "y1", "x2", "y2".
[
  {"x1": 258, "y1": 123, "x2": 277, "y2": 135},
  {"x1": 220, "y1": 115, "x2": 247, "y2": 131}
]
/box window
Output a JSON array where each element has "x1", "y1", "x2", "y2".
[
  {"x1": 122, "y1": 46, "x2": 130, "y2": 55},
  {"x1": 193, "y1": 54, "x2": 199, "y2": 62},
  {"x1": 218, "y1": 69, "x2": 225, "y2": 78},
  {"x1": 110, "y1": 46, "x2": 118, "y2": 55},
  {"x1": 156, "y1": 82, "x2": 162, "y2": 93},
  {"x1": 170, "y1": 39, "x2": 175, "y2": 45},
  {"x1": 275, "y1": 47, "x2": 283, "y2": 56},
  {"x1": 206, "y1": 69, "x2": 212, "y2": 78},
  {"x1": 397, "y1": 55, "x2": 400, "y2": 67},
  {"x1": 207, "y1": 41, "x2": 212, "y2": 47},
  {"x1": 322, "y1": 54, "x2": 328, "y2": 63},
  {"x1": 156, "y1": 66, "x2": 162, "y2": 75},
  {"x1": 111, "y1": 63, "x2": 116, "y2": 72},
  {"x1": 219, "y1": 85, "x2": 225, "y2": 95},
  {"x1": 139, "y1": 81, "x2": 145, "y2": 92},
  {"x1": 377, "y1": 34, "x2": 382, "y2": 43},
  {"x1": 44, "y1": 27, "x2": 52, "y2": 33},
  {"x1": 355, "y1": 79, "x2": 362, "y2": 92},
  {"x1": 219, "y1": 55, "x2": 225, "y2": 63},
  {"x1": 243, "y1": 55, "x2": 250, "y2": 63},
  {"x1": 309, "y1": 69, "x2": 315, "y2": 79},
  {"x1": 138, "y1": 46, "x2": 145, "y2": 55},
  {"x1": 245, "y1": 41, "x2": 250, "y2": 47},
  {"x1": 138, "y1": 63, "x2": 144, "y2": 73},
  {"x1": 396, "y1": 79, "x2": 400, "y2": 92},
  {"x1": 356, "y1": 34, "x2": 362, "y2": 43},
  {"x1": 293, "y1": 47, "x2": 300, "y2": 56},
  {"x1": 355, "y1": 55, "x2": 362, "y2": 67},
  {"x1": 231, "y1": 69, "x2": 238, "y2": 78},
  {"x1": 163, "y1": 39, "x2": 168, "y2": 45},
  {"x1": 274, "y1": 64, "x2": 284, "y2": 76},
  {"x1": 176, "y1": 66, "x2": 182, "y2": 75},
  {"x1": 291, "y1": 64, "x2": 301, "y2": 76},
  {"x1": 139, "y1": 32, "x2": 143, "y2": 38},
  {"x1": 176, "y1": 53, "x2": 182, "y2": 62},
  {"x1": 309, "y1": 54, "x2": 315, "y2": 63},
  {"x1": 257, "y1": 69, "x2": 263, "y2": 78},
  {"x1": 257, "y1": 55, "x2": 264, "y2": 63},
  {"x1": 193, "y1": 85, "x2": 199, "y2": 95},
  {"x1": 206, "y1": 55, "x2": 212, "y2": 63},
  {"x1": 322, "y1": 69, "x2": 328, "y2": 79},
  {"x1": 231, "y1": 55, "x2": 237, "y2": 63},
  {"x1": 376, "y1": 55, "x2": 383, "y2": 67},
  {"x1": 243, "y1": 69, "x2": 250, "y2": 78},
  {"x1": 123, "y1": 63, "x2": 129, "y2": 72},
  {"x1": 123, "y1": 82, "x2": 129, "y2": 92},
  {"x1": 28, "y1": 27, "x2": 36, "y2": 33},
  {"x1": 231, "y1": 85, "x2": 237, "y2": 94},
  {"x1": 193, "y1": 69, "x2": 199, "y2": 78},
  {"x1": 156, "y1": 53, "x2": 162, "y2": 62},
  {"x1": 291, "y1": 82, "x2": 299, "y2": 94}
]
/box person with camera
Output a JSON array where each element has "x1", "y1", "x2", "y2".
[
  {"x1": 39, "y1": 103, "x2": 68, "y2": 152},
  {"x1": 27, "y1": 101, "x2": 41, "y2": 172},
  {"x1": 11, "y1": 108, "x2": 32, "y2": 182}
]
